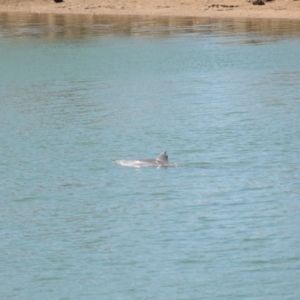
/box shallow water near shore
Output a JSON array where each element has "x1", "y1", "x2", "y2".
[{"x1": 1, "y1": 13, "x2": 300, "y2": 299}]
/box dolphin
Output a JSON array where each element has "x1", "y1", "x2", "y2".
[{"x1": 115, "y1": 151, "x2": 174, "y2": 168}]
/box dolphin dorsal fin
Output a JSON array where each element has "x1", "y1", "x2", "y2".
[{"x1": 156, "y1": 151, "x2": 168, "y2": 163}]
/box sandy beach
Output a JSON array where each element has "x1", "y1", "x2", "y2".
[{"x1": 0, "y1": 0, "x2": 299, "y2": 19}]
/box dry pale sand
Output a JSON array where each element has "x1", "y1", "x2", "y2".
[{"x1": 0, "y1": 0, "x2": 299, "y2": 20}]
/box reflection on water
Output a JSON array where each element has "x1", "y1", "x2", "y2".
[
  {"x1": 1, "y1": 12, "x2": 300, "y2": 41},
  {"x1": 1, "y1": 12, "x2": 300, "y2": 300}
]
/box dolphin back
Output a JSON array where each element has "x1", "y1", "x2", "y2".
[
  {"x1": 115, "y1": 151, "x2": 172, "y2": 167},
  {"x1": 156, "y1": 151, "x2": 169, "y2": 163}
]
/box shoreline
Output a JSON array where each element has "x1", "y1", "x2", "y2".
[{"x1": 0, "y1": 0, "x2": 300, "y2": 20}]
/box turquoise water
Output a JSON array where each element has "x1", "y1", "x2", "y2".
[{"x1": 1, "y1": 13, "x2": 300, "y2": 299}]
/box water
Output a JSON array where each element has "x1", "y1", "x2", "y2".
[{"x1": 1, "y1": 13, "x2": 300, "y2": 299}]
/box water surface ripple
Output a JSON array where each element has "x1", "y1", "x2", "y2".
[{"x1": 1, "y1": 13, "x2": 300, "y2": 300}]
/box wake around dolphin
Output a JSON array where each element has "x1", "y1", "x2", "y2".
[{"x1": 115, "y1": 151, "x2": 175, "y2": 168}]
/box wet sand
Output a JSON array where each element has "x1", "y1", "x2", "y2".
[{"x1": 0, "y1": 0, "x2": 300, "y2": 20}]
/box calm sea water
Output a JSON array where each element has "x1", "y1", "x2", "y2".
[{"x1": 1, "y1": 13, "x2": 300, "y2": 300}]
